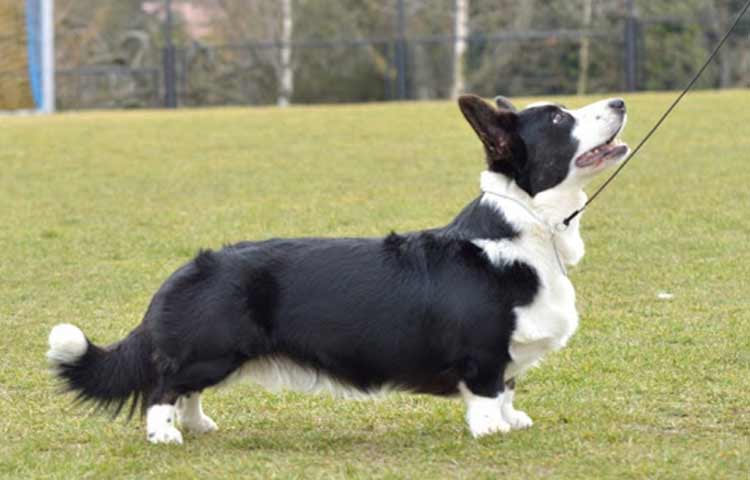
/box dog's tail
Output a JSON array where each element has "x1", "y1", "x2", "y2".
[{"x1": 47, "y1": 323, "x2": 156, "y2": 417}]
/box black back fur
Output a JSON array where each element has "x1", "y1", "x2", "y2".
[{"x1": 52, "y1": 198, "x2": 540, "y2": 411}]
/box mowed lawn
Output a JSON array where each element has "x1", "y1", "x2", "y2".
[{"x1": 1, "y1": 90, "x2": 749, "y2": 479}]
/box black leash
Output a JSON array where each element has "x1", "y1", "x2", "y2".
[{"x1": 561, "y1": 0, "x2": 750, "y2": 228}]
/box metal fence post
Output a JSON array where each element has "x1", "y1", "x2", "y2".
[
  {"x1": 41, "y1": 0, "x2": 55, "y2": 113},
  {"x1": 394, "y1": 0, "x2": 407, "y2": 100},
  {"x1": 163, "y1": 0, "x2": 177, "y2": 108}
]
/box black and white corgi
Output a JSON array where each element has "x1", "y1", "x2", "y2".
[{"x1": 47, "y1": 95, "x2": 629, "y2": 443}]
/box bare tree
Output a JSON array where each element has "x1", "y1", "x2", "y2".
[
  {"x1": 278, "y1": 0, "x2": 293, "y2": 106},
  {"x1": 450, "y1": 0, "x2": 469, "y2": 99}
]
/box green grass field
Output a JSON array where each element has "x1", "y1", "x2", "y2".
[{"x1": 1, "y1": 91, "x2": 749, "y2": 479}]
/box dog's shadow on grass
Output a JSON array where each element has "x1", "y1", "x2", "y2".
[{"x1": 224, "y1": 431, "x2": 375, "y2": 453}]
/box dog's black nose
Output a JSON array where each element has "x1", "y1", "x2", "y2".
[{"x1": 609, "y1": 99, "x2": 626, "y2": 112}]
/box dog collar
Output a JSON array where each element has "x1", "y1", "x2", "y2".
[{"x1": 481, "y1": 190, "x2": 568, "y2": 276}]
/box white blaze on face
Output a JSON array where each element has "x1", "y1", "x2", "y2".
[{"x1": 567, "y1": 98, "x2": 627, "y2": 161}]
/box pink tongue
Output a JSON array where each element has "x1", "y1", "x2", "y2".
[
  {"x1": 575, "y1": 145, "x2": 627, "y2": 168},
  {"x1": 575, "y1": 150, "x2": 602, "y2": 168}
]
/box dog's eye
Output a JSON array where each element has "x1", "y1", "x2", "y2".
[{"x1": 552, "y1": 112, "x2": 565, "y2": 124}]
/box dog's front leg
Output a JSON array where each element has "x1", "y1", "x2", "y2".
[
  {"x1": 459, "y1": 382, "x2": 509, "y2": 437},
  {"x1": 500, "y1": 378, "x2": 533, "y2": 430},
  {"x1": 458, "y1": 359, "x2": 512, "y2": 437}
]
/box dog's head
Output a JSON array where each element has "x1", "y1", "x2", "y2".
[{"x1": 459, "y1": 95, "x2": 629, "y2": 196}]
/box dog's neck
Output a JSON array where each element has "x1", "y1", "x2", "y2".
[{"x1": 479, "y1": 171, "x2": 587, "y2": 267}]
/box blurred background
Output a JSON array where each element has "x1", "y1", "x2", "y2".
[{"x1": 2, "y1": 0, "x2": 750, "y2": 111}]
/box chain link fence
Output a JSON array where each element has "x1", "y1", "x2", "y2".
[{"x1": 2, "y1": 0, "x2": 749, "y2": 110}]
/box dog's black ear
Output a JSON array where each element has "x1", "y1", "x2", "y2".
[
  {"x1": 458, "y1": 94, "x2": 523, "y2": 173},
  {"x1": 494, "y1": 95, "x2": 518, "y2": 112}
]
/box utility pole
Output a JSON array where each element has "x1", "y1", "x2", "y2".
[
  {"x1": 394, "y1": 0, "x2": 407, "y2": 100},
  {"x1": 163, "y1": 0, "x2": 177, "y2": 108}
]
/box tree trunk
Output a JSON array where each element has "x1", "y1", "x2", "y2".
[
  {"x1": 707, "y1": 0, "x2": 731, "y2": 88},
  {"x1": 278, "y1": 0, "x2": 293, "y2": 107},
  {"x1": 450, "y1": 0, "x2": 469, "y2": 99},
  {"x1": 577, "y1": 0, "x2": 593, "y2": 95}
]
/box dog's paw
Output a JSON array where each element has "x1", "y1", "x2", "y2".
[
  {"x1": 147, "y1": 426, "x2": 184, "y2": 445},
  {"x1": 502, "y1": 407, "x2": 533, "y2": 430},
  {"x1": 467, "y1": 407, "x2": 511, "y2": 438},
  {"x1": 179, "y1": 414, "x2": 218, "y2": 434}
]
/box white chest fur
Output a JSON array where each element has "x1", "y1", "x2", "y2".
[
  {"x1": 475, "y1": 172, "x2": 586, "y2": 379},
  {"x1": 506, "y1": 264, "x2": 578, "y2": 379}
]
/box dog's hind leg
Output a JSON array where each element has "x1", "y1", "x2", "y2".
[
  {"x1": 500, "y1": 378, "x2": 533, "y2": 430},
  {"x1": 176, "y1": 392, "x2": 218, "y2": 434},
  {"x1": 146, "y1": 394, "x2": 183, "y2": 445},
  {"x1": 146, "y1": 356, "x2": 242, "y2": 444}
]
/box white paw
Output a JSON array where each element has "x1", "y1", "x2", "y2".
[
  {"x1": 467, "y1": 408, "x2": 511, "y2": 438},
  {"x1": 147, "y1": 426, "x2": 184, "y2": 445},
  {"x1": 179, "y1": 414, "x2": 218, "y2": 434},
  {"x1": 502, "y1": 407, "x2": 534, "y2": 430}
]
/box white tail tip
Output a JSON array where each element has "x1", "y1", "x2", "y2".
[{"x1": 48, "y1": 323, "x2": 87, "y2": 365}]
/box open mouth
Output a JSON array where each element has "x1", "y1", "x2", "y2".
[{"x1": 575, "y1": 135, "x2": 629, "y2": 168}]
